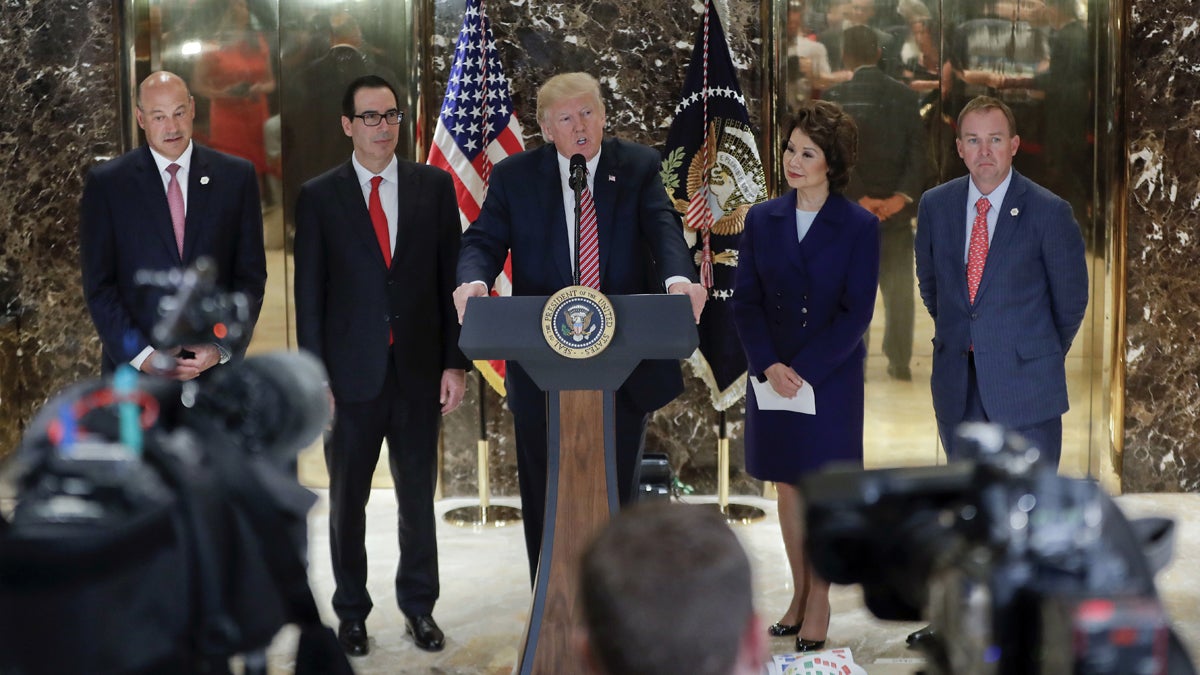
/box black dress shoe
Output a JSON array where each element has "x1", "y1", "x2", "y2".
[
  {"x1": 768, "y1": 621, "x2": 802, "y2": 637},
  {"x1": 887, "y1": 364, "x2": 913, "y2": 381},
  {"x1": 795, "y1": 637, "x2": 826, "y2": 652},
  {"x1": 405, "y1": 614, "x2": 445, "y2": 652},
  {"x1": 338, "y1": 619, "x2": 369, "y2": 656},
  {"x1": 906, "y1": 624, "x2": 936, "y2": 649}
]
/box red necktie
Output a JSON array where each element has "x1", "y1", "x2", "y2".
[
  {"x1": 967, "y1": 196, "x2": 990, "y2": 303},
  {"x1": 166, "y1": 163, "x2": 185, "y2": 258},
  {"x1": 369, "y1": 176, "x2": 391, "y2": 267},
  {"x1": 369, "y1": 175, "x2": 393, "y2": 344},
  {"x1": 578, "y1": 185, "x2": 599, "y2": 289}
]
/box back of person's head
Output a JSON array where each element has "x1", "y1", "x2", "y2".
[
  {"x1": 578, "y1": 503, "x2": 763, "y2": 675},
  {"x1": 536, "y1": 72, "x2": 606, "y2": 125},
  {"x1": 897, "y1": 0, "x2": 931, "y2": 23},
  {"x1": 329, "y1": 10, "x2": 363, "y2": 48},
  {"x1": 841, "y1": 24, "x2": 880, "y2": 68}
]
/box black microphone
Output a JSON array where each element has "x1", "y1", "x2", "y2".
[
  {"x1": 568, "y1": 153, "x2": 587, "y2": 193},
  {"x1": 569, "y1": 153, "x2": 587, "y2": 285}
]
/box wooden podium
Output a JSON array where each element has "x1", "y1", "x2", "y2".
[{"x1": 459, "y1": 293, "x2": 697, "y2": 675}]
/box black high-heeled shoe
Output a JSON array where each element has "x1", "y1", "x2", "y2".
[
  {"x1": 795, "y1": 612, "x2": 830, "y2": 652},
  {"x1": 795, "y1": 636, "x2": 826, "y2": 652},
  {"x1": 767, "y1": 621, "x2": 802, "y2": 637}
]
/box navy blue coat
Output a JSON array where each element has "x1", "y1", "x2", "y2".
[
  {"x1": 914, "y1": 171, "x2": 1089, "y2": 428},
  {"x1": 732, "y1": 191, "x2": 880, "y2": 482},
  {"x1": 79, "y1": 144, "x2": 267, "y2": 372}
]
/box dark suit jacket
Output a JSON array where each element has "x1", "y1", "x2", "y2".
[
  {"x1": 456, "y1": 138, "x2": 696, "y2": 412},
  {"x1": 914, "y1": 171, "x2": 1089, "y2": 428},
  {"x1": 294, "y1": 158, "x2": 469, "y2": 403},
  {"x1": 79, "y1": 144, "x2": 267, "y2": 373},
  {"x1": 822, "y1": 66, "x2": 929, "y2": 208}
]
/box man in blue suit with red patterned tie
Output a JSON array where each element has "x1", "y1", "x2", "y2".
[
  {"x1": 80, "y1": 71, "x2": 266, "y2": 379},
  {"x1": 914, "y1": 95, "x2": 1089, "y2": 469},
  {"x1": 453, "y1": 72, "x2": 707, "y2": 584}
]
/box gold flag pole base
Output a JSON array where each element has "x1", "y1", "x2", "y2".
[
  {"x1": 709, "y1": 434, "x2": 765, "y2": 525},
  {"x1": 443, "y1": 504, "x2": 523, "y2": 528},
  {"x1": 444, "y1": 438, "x2": 522, "y2": 528},
  {"x1": 711, "y1": 502, "x2": 767, "y2": 525}
]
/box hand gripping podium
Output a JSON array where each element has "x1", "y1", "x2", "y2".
[{"x1": 459, "y1": 291, "x2": 698, "y2": 675}]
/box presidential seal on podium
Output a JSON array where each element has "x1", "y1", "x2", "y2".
[{"x1": 542, "y1": 286, "x2": 616, "y2": 359}]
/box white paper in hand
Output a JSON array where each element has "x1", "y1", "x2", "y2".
[{"x1": 750, "y1": 377, "x2": 815, "y2": 415}]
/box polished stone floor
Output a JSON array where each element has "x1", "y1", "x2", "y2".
[{"x1": 256, "y1": 491, "x2": 1200, "y2": 674}]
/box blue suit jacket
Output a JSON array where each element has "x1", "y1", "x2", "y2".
[
  {"x1": 914, "y1": 171, "x2": 1089, "y2": 427},
  {"x1": 457, "y1": 138, "x2": 697, "y2": 412},
  {"x1": 79, "y1": 144, "x2": 267, "y2": 373}
]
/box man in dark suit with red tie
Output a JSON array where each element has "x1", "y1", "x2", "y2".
[
  {"x1": 452, "y1": 72, "x2": 708, "y2": 583},
  {"x1": 80, "y1": 71, "x2": 267, "y2": 378},
  {"x1": 294, "y1": 74, "x2": 468, "y2": 656}
]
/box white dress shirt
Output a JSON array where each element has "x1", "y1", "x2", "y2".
[{"x1": 351, "y1": 153, "x2": 400, "y2": 255}]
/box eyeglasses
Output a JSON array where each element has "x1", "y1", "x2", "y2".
[{"x1": 351, "y1": 109, "x2": 404, "y2": 126}]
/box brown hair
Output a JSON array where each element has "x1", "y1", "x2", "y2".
[
  {"x1": 957, "y1": 95, "x2": 1017, "y2": 137},
  {"x1": 580, "y1": 503, "x2": 754, "y2": 675},
  {"x1": 784, "y1": 99, "x2": 858, "y2": 192}
]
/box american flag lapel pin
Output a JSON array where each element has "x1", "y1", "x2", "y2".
[{"x1": 608, "y1": 174, "x2": 616, "y2": 182}]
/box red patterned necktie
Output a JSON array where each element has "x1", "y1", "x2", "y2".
[
  {"x1": 166, "y1": 163, "x2": 185, "y2": 257},
  {"x1": 967, "y1": 196, "x2": 990, "y2": 303},
  {"x1": 369, "y1": 176, "x2": 392, "y2": 267},
  {"x1": 578, "y1": 184, "x2": 599, "y2": 289}
]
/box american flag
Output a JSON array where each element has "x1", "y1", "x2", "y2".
[{"x1": 427, "y1": 0, "x2": 524, "y2": 395}]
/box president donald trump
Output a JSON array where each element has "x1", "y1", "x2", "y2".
[{"x1": 453, "y1": 72, "x2": 706, "y2": 582}]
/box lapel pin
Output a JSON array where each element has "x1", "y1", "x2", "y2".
[
  {"x1": 608, "y1": 174, "x2": 616, "y2": 182},
  {"x1": 1010, "y1": 207, "x2": 1019, "y2": 216},
  {"x1": 200, "y1": 176, "x2": 210, "y2": 185}
]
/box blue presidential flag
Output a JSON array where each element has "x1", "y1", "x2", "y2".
[{"x1": 661, "y1": 0, "x2": 766, "y2": 411}]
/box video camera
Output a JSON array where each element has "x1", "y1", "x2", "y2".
[
  {"x1": 0, "y1": 259, "x2": 345, "y2": 675},
  {"x1": 801, "y1": 423, "x2": 1195, "y2": 675}
]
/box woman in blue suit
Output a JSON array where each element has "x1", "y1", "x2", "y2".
[{"x1": 732, "y1": 100, "x2": 879, "y2": 652}]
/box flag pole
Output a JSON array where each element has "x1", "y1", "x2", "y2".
[
  {"x1": 444, "y1": 370, "x2": 522, "y2": 527},
  {"x1": 431, "y1": 0, "x2": 524, "y2": 528},
  {"x1": 714, "y1": 409, "x2": 764, "y2": 524}
]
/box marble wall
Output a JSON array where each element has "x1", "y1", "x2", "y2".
[
  {"x1": 1121, "y1": 0, "x2": 1200, "y2": 492},
  {"x1": 7, "y1": 0, "x2": 1200, "y2": 494},
  {"x1": 0, "y1": 0, "x2": 120, "y2": 459}
]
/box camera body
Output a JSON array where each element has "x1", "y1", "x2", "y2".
[
  {"x1": 801, "y1": 423, "x2": 1191, "y2": 675},
  {"x1": 0, "y1": 259, "x2": 331, "y2": 674}
]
